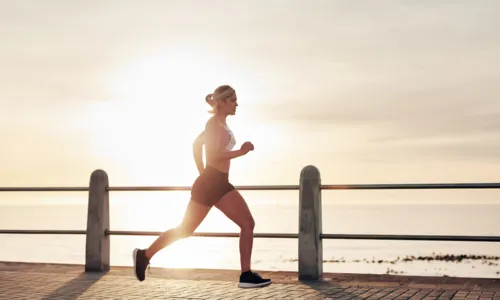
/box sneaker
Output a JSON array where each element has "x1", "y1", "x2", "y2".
[
  {"x1": 238, "y1": 271, "x2": 272, "y2": 288},
  {"x1": 133, "y1": 248, "x2": 150, "y2": 281}
]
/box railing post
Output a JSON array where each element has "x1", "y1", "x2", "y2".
[
  {"x1": 85, "y1": 169, "x2": 110, "y2": 272},
  {"x1": 299, "y1": 165, "x2": 322, "y2": 280}
]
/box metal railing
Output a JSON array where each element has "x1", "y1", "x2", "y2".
[
  {"x1": 1, "y1": 166, "x2": 499, "y2": 280},
  {"x1": 3, "y1": 182, "x2": 498, "y2": 193}
]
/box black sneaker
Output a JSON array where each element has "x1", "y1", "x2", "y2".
[
  {"x1": 133, "y1": 248, "x2": 150, "y2": 281},
  {"x1": 238, "y1": 271, "x2": 272, "y2": 288}
]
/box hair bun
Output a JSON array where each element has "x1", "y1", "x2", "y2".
[
  {"x1": 205, "y1": 93, "x2": 216, "y2": 107},
  {"x1": 205, "y1": 93, "x2": 213, "y2": 102}
]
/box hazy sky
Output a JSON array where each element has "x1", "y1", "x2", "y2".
[{"x1": 1, "y1": 1, "x2": 500, "y2": 203}]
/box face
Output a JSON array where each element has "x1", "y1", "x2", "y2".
[{"x1": 219, "y1": 91, "x2": 238, "y2": 116}]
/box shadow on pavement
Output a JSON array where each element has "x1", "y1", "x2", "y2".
[
  {"x1": 300, "y1": 279, "x2": 367, "y2": 299},
  {"x1": 42, "y1": 271, "x2": 106, "y2": 300}
]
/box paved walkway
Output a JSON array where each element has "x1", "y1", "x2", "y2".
[{"x1": 1, "y1": 262, "x2": 500, "y2": 299}]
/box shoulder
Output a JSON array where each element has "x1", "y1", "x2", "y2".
[
  {"x1": 205, "y1": 116, "x2": 216, "y2": 126},
  {"x1": 194, "y1": 130, "x2": 205, "y2": 142},
  {"x1": 204, "y1": 116, "x2": 219, "y2": 131}
]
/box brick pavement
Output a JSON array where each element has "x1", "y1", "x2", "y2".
[{"x1": 1, "y1": 261, "x2": 500, "y2": 299}]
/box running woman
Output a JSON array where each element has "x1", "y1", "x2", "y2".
[{"x1": 133, "y1": 85, "x2": 272, "y2": 288}]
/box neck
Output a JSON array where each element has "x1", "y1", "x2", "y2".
[{"x1": 215, "y1": 112, "x2": 227, "y2": 122}]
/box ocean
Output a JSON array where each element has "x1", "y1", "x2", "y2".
[{"x1": 1, "y1": 190, "x2": 499, "y2": 279}]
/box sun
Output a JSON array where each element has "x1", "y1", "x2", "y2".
[
  {"x1": 86, "y1": 50, "x2": 264, "y2": 185},
  {"x1": 85, "y1": 53, "x2": 208, "y2": 184}
]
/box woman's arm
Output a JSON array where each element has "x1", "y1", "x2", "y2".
[{"x1": 192, "y1": 131, "x2": 205, "y2": 175}]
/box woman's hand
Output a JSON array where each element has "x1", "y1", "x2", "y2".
[{"x1": 240, "y1": 141, "x2": 254, "y2": 154}]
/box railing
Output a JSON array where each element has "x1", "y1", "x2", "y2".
[{"x1": 1, "y1": 165, "x2": 500, "y2": 280}]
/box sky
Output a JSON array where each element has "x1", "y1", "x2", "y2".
[{"x1": 1, "y1": 0, "x2": 500, "y2": 203}]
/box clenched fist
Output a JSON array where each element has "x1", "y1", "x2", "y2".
[{"x1": 240, "y1": 141, "x2": 254, "y2": 154}]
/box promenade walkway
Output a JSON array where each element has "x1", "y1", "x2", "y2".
[{"x1": 1, "y1": 261, "x2": 500, "y2": 299}]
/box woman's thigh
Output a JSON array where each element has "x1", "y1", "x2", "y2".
[
  {"x1": 179, "y1": 199, "x2": 212, "y2": 233},
  {"x1": 214, "y1": 190, "x2": 255, "y2": 229}
]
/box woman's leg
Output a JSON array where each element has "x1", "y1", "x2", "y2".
[
  {"x1": 215, "y1": 190, "x2": 255, "y2": 272},
  {"x1": 133, "y1": 199, "x2": 211, "y2": 281},
  {"x1": 215, "y1": 190, "x2": 271, "y2": 288}
]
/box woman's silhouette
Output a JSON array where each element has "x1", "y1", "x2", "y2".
[{"x1": 133, "y1": 85, "x2": 272, "y2": 288}]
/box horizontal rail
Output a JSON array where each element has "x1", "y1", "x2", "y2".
[
  {"x1": 321, "y1": 234, "x2": 500, "y2": 242},
  {"x1": 0, "y1": 229, "x2": 295, "y2": 238},
  {"x1": 321, "y1": 183, "x2": 500, "y2": 190},
  {"x1": 0, "y1": 186, "x2": 299, "y2": 192},
  {"x1": 108, "y1": 185, "x2": 300, "y2": 191},
  {"x1": 0, "y1": 187, "x2": 88, "y2": 192},
  {"x1": 2, "y1": 230, "x2": 499, "y2": 243},
  {"x1": 2, "y1": 183, "x2": 500, "y2": 193},
  {"x1": 109, "y1": 186, "x2": 191, "y2": 191},
  {"x1": 0, "y1": 229, "x2": 86, "y2": 235},
  {"x1": 106, "y1": 230, "x2": 298, "y2": 238}
]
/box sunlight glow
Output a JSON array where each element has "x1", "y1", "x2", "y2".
[
  {"x1": 114, "y1": 191, "x2": 240, "y2": 269},
  {"x1": 109, "y1": 49, "x2": 263, "y2": 110},
  {"x1": 82, "y1": 49, "x2": 287, "y2": 271},
  {"x1": 84, "y1": 50, "x2": 275, "y2": 186}
]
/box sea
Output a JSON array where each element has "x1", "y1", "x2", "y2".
[{"x1": 1, "y1": 190, "x2": 499, "y2": 279}]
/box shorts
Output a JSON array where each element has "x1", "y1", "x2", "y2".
[{"x1": 191, "y1": 166, "x2": 235, "y2": 207}]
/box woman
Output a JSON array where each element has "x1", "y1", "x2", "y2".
[{"x1": 133, "y1": 85, "x2": 272, "y2": 288}]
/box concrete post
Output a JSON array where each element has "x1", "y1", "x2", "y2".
[
  {"x1": 298, "y1": 165, "x2": 322, "y2": 280},
  {"x1": 85, "y1": 169, "x2": 110, "y2": 272}
]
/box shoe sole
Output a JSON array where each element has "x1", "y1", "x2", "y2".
[
  {"x1": 238, "y1": 280, "x2": 272, "y2": 288},
  {"x1": 132, "y1": 248, "x2": 140, "y2": 281}
]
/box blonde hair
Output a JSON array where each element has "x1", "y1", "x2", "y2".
[{"x1": 205, "y1": 85, "x2": 235, "y2": 114}]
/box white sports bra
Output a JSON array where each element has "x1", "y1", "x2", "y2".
[{"x1": 216, "y1": 119, "x2": 236, "y2": 151}]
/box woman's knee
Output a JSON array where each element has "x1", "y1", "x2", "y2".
[
  {"x1": 240, "y1": 216, "x2": 255, "y2": 232},
  {"x1": 174, "y1": 224, "x2": 196, "y2": 239}
]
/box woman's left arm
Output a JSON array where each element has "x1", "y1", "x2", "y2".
[{"x1": 192, "y1": 131, "x2": 205, "y2": 175}]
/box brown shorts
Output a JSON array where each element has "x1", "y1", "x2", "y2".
[{"x1": 191, "y1": 166, "x2": 235, "y2": 207}]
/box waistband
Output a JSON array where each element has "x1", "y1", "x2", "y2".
[{"x1": 204, "y1": 165, "x2": 229, "y2": 177}]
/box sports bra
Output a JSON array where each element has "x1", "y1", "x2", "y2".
[{"x1": 216, "y1": 118, "x2": 236, "y2": 151}]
